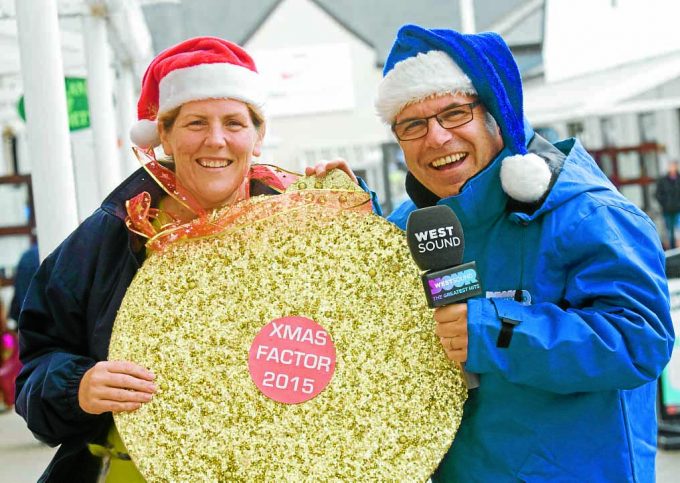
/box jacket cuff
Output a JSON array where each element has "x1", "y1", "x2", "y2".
[
  {"x1": 489, "y1": 298, "x2": 523, "y2": 348},
  {"x1": 64, "y1": 358, "x2": 99, "y2": 421},
  {"x1": 466, "y1": 298, "x2": 524, "y2": 373}
]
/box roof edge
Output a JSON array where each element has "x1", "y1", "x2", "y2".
[{"x1": 240, "y1": 0, "x2": 285, "y2": 45}]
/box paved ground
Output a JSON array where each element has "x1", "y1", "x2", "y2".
[
  {"x1": 0, "y1": 410, "x2": 55, "y2": 482},
  {"x1": 1, "y1": 409, "x2": 680, "y2": 481},
  {"x1": 659, "y1": 446, "x2": 680, "y2": 482}
]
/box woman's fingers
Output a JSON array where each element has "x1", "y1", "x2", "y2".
[
  {"x1": 108, "y1": 372, "x2": 157, "y2": 393},
  {"x1": 107, "y1": 401, "x2": 144, "y2": 414},
  {"x1": 79, "y1": 360, "x2": 157, "y2": 414},
  {"x1": 105, "y1": 387, "x2": 154, "y2": 403},
  {"x1": 106, "y1": 360, "x2": 155, "y2": 381}
]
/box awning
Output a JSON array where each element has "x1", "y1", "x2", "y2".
[{"x1": 524, "y1": 49, "x2": 680, "y2": 124}]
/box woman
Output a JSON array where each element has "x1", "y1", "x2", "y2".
[{"x1": 15, "y1": 37, "x2": 366, "y2": 482}]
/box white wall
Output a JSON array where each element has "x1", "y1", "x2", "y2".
[
  {"x1": 245, "y1": 0, "x2": 389, "y2": 173},
  {"x1": 658, "y1": 109, "x2": 680, "y2": 163},
  {"x1": 544, "y1": 0, "x2": 680, "y2": 83}
]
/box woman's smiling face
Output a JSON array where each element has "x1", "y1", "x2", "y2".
[{"x1": 159, "y1": 98, "x2": 264, "y2": 210}]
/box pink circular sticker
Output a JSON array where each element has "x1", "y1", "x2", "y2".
[{"x1": 248, "y1": 316, "x2": 336, "y2": 404}]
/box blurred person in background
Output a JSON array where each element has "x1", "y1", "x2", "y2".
[
  {"x1": 8, "y1": 242, "x2": 39, "y2": 324},
  {"x1": 656, "y1": 159, "x2": 680, "y2": 249},
  {"x1": 14, "y1": 37, "x2": 369, "y2": 482},
  {"x1": 0, "y1": 299, "x2": 20, "y2": 410},
  {"x1": 378, "y1": 25, "x2": 673, "y2": 482}
]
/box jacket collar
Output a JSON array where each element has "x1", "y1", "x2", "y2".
[
  {"x1": 101, "y1": 167, "x2": 165, "y2": 221},
  {"x1": 404, "y1": 133, "x2": 567, "y2": 227},
  {"x1": 100, "y1": 166, "x2": 281, "y2": 223},
  {"x1": 405, "y1": 147, "x2": 510, "y2": 228}
]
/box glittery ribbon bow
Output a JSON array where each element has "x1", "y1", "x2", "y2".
[{"x1": 125, "y1": 148, "x2": 371, "y2": 252}]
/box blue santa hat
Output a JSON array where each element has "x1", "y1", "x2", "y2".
[{"x1": 375, "y1": 24, "x2": 551, "y2": 203}]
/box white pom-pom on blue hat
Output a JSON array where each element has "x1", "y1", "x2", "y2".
[
  {"x1": 130, "y1": 119, "x2": 161, "y2": 149},
  {"x1": 500, "y1": 153, "x2": 552, "y2": 203}
]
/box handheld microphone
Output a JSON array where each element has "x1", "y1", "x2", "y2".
[{"x1": 406, "y1": 205, "x2": 481, "y2": 389}]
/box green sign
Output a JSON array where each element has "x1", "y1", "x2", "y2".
[{"x1": 17, "y1": 77, "x2": 90, "y2": 131}]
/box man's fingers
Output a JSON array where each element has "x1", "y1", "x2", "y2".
[
  {"x1": 433, "y1": 304, "x2": 467, "y2": 324},
  {"x1": 443, "y1": 345, "x2": 468, "y2": 363},
  {"x1": 440, "y1": 336, "x2": 465, "y2": 350},
  {"x1": 314, "y1": 160, "x2": 328, "y2": 176},
  {"x1": 446, "y1": 349, "x2": 467, "y2": 363},
  {"x1": 435, "y1": 323, "x2": 466, "y2": 339},
  {"x1": 307, "y1": 158, "x2": 358, "y2": 183}
]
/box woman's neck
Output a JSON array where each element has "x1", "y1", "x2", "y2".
[{"x1": 158, "y1": 195, "x2": 202, "y2": 223}]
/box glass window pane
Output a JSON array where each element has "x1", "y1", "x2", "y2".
[
  {"x1": 0, "y1": 183, "x2": 30, "y2": 226},
  {"x1": 618, "y1": 153, "x2": 642, "y2": 180},
  {"x1": 619, "y1": 184, "x2": 643, "y2": 207}
]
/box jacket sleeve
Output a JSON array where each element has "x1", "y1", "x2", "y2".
[
  {"x1": 357, "y1": 177, "x2": 383, "y2": 216},
  {"x1": 465, "y1": 204, "x2": 674, "y2": 394},
  {"x1": 15, "y1": 211, "x2": 117, "y2": 445}
]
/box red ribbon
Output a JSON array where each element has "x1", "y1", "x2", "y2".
[{"x1": 125, "y1": 148, "x2": 357, "y2": 252}]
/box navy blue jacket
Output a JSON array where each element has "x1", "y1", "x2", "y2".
[
  {"x1": 16, "y1": 168, "x2": 164, "y2": 481},
  {"x1": 15, "y1": 167, "x2": 379, "y2": 482},
  {"x1": 15, "y1": 167, "x2": 290, "y2": 481}
]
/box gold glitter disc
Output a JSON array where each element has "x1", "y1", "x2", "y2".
[{"x1": 109, "y1": 198, "x2": 467, "y2": 482}]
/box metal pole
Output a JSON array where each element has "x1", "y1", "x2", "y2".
[
  {"x1": 15, "y1": 0, "x2": 79, "y2": 260},
  {"x1": 460, "y1": 0, "x2": 477, "y2": 34},
  {"x1": 0, "y1": 131, "x2": 7, "y2": 175},
  {"x1": 83, "y1": 2, "x2": 122, "y2": 199},
  {"x1": 116, "y1": 63, "x2": 138, "y2": 176}
]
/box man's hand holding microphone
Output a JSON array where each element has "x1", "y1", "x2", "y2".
[
  {"x1": 433, "y1": 303, "x2": 468, "y2": 365},
  {"x1": 406, "y1": 205, "x2": 481, "y2": 389}
]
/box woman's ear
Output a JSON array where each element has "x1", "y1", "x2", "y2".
[
  {"x1": 253, "y1": 123, "x2": 266, "y2": 157},
  {"x1": 159, "y1": 122, "x2": 173, "y2": 156}
]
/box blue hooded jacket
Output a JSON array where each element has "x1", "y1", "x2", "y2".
[{"x1": 389, "y1": 136, "x2": 673, "y2": 482}]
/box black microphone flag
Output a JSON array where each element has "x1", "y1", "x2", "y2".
[{"x1": 406, "y1": 205, "x2": 482, "y2": 308}]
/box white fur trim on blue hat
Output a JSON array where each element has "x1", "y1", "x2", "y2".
[
  {"x1": 375, "y1": 50, "x2": 476, "y2": 123},
  {"x1": 130, "y1": 119, "x2": 160, "y2": 149},
  {"x1": 500, "y1": 153, "x2": 552, "y2": 203}
]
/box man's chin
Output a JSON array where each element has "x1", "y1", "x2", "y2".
[{"x1": 424, "y1": 184, "x2": 459, "y2": 199}]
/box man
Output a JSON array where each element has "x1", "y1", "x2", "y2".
[
  {"x1": 656, "y1": 160, "x2": 680, "y2": 248},
  {"x1": 376, "y1": 25, "x2": 673, "y2": 482}
]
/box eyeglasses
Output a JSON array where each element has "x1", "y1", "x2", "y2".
[{"x1": 392, "y1": 100, "x2": 482, "y2": 141}]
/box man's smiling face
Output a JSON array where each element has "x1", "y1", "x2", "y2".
[{"x1": 396, "y1": 93, "x2": 504, "y2": 199}]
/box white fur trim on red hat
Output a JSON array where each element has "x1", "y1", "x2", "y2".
[
  {"x1": 158, "y1": 62, "x2": 265, "y2": 116},
  {"x1": 130, "y1": 119, "x2": 160, "y2": 149},
  {"x1": 500, "y1": 153, "x2": 552, "y2": 203},
  {"x1": 375, "y1": 50, "x2": 476, "y2": 123}
]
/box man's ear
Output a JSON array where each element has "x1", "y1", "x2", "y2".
[{"x1": 253, "y1": 123, "x2": 266, "y2": 157}]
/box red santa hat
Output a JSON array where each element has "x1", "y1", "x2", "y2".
[{"x1": 130, "y1": 36, "x2": 265, "y2": 148}]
